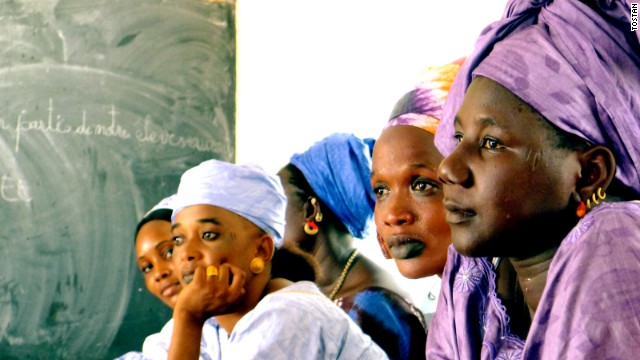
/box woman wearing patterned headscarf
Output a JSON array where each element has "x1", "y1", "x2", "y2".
[
  {"x1": 371, "y1": 58, "x2": 464, "y2": 328},
  {"x1": 167, "y1": 159, "x2": 387, "y2": 360},
  {"x1": 278, "y1": 133, "x2": 427, "y2": 360},
  {"x1": 429, "y1": 0, "x2": 640, "y2": 358}
]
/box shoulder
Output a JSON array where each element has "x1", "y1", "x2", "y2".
[{"x1": 562, "y1": 201, "x2": 640, "y2": 248}]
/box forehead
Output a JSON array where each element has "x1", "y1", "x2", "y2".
[
  {"x1": 457, "y1": 76, "x2": 543, "y2": 132},
  {"x1": 174, "y1": 204, "x2": 257, "y2": 231},
  {"x1": 373, "y1": 125, "x2": 443, "y2": 168},
  {"x1": 136, "y1": 220, "x2": 172, "y2": 256}
]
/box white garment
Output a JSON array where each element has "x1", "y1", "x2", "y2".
[
  {"x1": 225, "y1": 281, "x2": 388, "y2": 360},
  {"x1": 114, "y1": 317, "x2": 227, "y2": 360}
]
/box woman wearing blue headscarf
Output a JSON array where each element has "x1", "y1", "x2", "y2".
[{"x1": 278, "y1": 133, "x2": 427, "y2": 360}]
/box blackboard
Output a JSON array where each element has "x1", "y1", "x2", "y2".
[{"x1": 0, "y1": 1, "x2": 235, "y2": 359}]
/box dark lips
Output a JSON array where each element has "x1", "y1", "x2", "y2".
[
  {"x1": 444, "y1": 200, "x2": 476, "y2": 225},
  {"x1": 386, "y1": 235, "x2": 425, "y2": 260}
]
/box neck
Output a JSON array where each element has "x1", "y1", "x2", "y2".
[
  {"x1": 216, "y1": 275, "x2": 291, "y2": 334},
  {"x1": 508, "y1": 245, "x2": 559, "y2": 318}
]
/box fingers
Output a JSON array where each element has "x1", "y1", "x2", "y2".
[{"x1": 206, "y1": 265, "x2": 218, "y2": 278}]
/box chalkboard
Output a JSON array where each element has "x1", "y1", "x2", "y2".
[{"x1": 0, "y1": 1, "x2": 235, "y2": 359}]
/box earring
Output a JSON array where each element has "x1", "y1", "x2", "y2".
[
  {"x1": 304, "y1": 220, "x2": 319, "y2": 235},
  {"x1": 249, "y1": 257, "x2": 265, "y2": 274},
  {"x1": 597, "y1": 187, "x2": 606, "y2": 201},
  {"x1": 310, "y1": 197, "x2": 323, "y2": 223},
  {"x1": 576, "y1": 201, "x2": 586, "y2": 218}
]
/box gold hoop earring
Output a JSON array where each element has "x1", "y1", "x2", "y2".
[
  {"x1": 597, "y1": 187, "x2": 606, "y2": 200},
  {"x1": 249, "y1": 257, "x2": 265, "y2": 274},
  {"x1": 315, "y1": 211, "x2": 323, "y2": 223},
  {"x1": 591, "y1": 192, "x2": 599, "y2": 206},
  {"x1": 304, "y1": 221, "x2": 319, "y2": 235}
]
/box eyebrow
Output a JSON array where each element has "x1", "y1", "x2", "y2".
[
  {"x1": 453, "y1": 115, "x2": 498, "y2": 128},
  {"x1": 171, "y1": 217, "x2": 221, "y2": 230}
]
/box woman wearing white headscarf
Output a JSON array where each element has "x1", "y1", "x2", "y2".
[{"x1": 167, "y1": 159, "x2": 387, "y2": 360}]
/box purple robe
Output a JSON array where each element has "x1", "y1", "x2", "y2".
[{"x1": 426, "y1": 201, "x2": 640, "y2": 359}]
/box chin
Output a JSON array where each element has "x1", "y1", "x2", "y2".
[{"x1": 396, "y1": 259, "x2": 438, "y2": 279}]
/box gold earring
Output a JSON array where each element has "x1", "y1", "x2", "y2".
[
  {"x1": 249, "y1": 257, "x2": 265, "y2": 274},
  {"x1": 304, "y1": 221, "x2": 319, "y2": 235},
  {"x1": 597, "y1": 187, "x2": 606, "y2": 200},
  {"x1": 591, "y1": 192, "x2": 599, "y2": 206},
  {"x1": 314, "y1": 211, "x2": 323, "y2": 223}
]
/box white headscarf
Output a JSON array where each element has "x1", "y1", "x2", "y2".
[{"x1": 172, "y1": 159, "x2": 286, "y2": 247}]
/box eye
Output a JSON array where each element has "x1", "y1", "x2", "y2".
[
  {"x1": 454, "y1": 132, "x2": 463, "y2": 144},
  {"x1": 139, "y1": 263, "x2": 152, "y2": 274},
  {"x1": 162, "y1": 247, "x2": 173, "y2": 260},
  {"x1": 481, "y1": 137, "x2": 504, "y2": 150},
  {"x1": 173, "y1": 235, "x2": 184, "y2": 246},
  {"x1": 411, "y1": 178, "x2": 439, "y2": 193},
  {"x1": 202, "y1": 231, "x2": 219, "y2": 241},
  {"x1": 372, "y1": 184, "x2": 389, "y2": 198}
]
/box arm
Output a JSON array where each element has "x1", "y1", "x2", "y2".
[{"x1": 168, "y1": 264, "x2": 245, "y2": 360}]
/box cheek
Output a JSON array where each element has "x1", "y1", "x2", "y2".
[{"x1": 144, "y1": 276, "x2": 160, "y2": 296}]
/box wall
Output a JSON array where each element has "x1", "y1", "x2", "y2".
[{"x1": 236, "y1": 0, "x2": 506, "y2": 308}]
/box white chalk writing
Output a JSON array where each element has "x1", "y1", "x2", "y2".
[
  {"x1": 0, "y1": 98, "x2": 226, "y2": 154},
  {"x1": 1, "y1": 174, "x2": 32, "y2": 202}
]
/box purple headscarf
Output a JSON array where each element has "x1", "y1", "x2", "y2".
[
  {"x1": 290, "y1": 133, "x2": 375, "y2": 239},
  {"x1": 435, "y1": 0, "x2": 640, "y2": 196}
]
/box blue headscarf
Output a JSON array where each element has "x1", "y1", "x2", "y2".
[
  {"x1": 172, "y1": 159, "x2": 287, "y2": 247},
  {"x1": 290, "y1": 133, "x2": 376, "y2": 239}
]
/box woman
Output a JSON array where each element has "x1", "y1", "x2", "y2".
[
  {"x1": 371, "y1": 60, "x2": 463, "y2": 324},
  {"x1": 117, "y1": 195, "x2": 226, "y2": 360},
  {"x1": 278, "y1": 133, "x2": 427, "y2": 360},
  {"x1": 428, "y1": 0, "x2": 640, "y2": 358},
  {"x1": 168, "y1": 159, "x2": 387, "y2": 360}
]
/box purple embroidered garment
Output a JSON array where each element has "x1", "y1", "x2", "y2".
[{"x1": 427, "y1": 202, "x2": 640, "y2": 359}]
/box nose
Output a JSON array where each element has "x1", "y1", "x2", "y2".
[
  {"x1": 154, "y1": 264, "x2": 172, "y2": 282},
  {"x1": 175, "y1": 238, "x2": 203, "y2": 263},
  {"x1": 381, "y1": 191, "x2": 416, "y2": 227},
  {"x1": 438, "y1": 144, "x2": 472, "y2": 187}
]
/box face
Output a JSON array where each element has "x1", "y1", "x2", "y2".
[
  {"x1": 277, "y1": 167, "x2": 315, "y2": 253},
  {"x1": 136, "y1": 220, "x2": 183, "y2": 309},
  {"x1": 371, "y1": 125, "x2": 451, "y2": 279},
  {"x1": 171, "y1": 204, "x2": 266, "y2": 286},
  {"x1": 438, "y1": 76, "x2": 580, "y2": 258}
]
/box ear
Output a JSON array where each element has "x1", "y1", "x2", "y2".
[
  {"x1": 255, "y1": 233, "x2": 276, "y2": 262},
  {"x1": 576, "y1": 145, "x2": 616, "y2": 200},
  {"x1": 303, "y1": 196, "x2": 323, "y2": 223}
]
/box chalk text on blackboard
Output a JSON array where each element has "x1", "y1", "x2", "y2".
[{"x1": 1, "y1": 174, "x2": 32, "y2": 202}]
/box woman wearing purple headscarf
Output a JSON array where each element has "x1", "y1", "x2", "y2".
[
  {"x1": 278, "y1": 133, "x2": 427, "y2": 360},
  {"x1": 428, "y1": 0, "x2": 640, "y2": 359}
]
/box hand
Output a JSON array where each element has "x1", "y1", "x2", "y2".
[{"x1": 173, "y1": 263, "x2": 247, "y2": 324}]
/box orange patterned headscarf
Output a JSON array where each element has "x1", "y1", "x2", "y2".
[{"x1": 387, "y1": 57, "x2": 465, "y2": 135}]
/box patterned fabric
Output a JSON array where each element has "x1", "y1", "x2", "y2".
[
  {"x1": 114, "y1": 317, "x2": 227, "y2": 360},
  {"x1": 334, "y1": 287, "x2": 427, "y2": 360},
  {"x1": 172, "y1": 159, "x2": 286, "y2": 247},
  {"x1": 426, "y1": 201, "x2": 640, "y2": 359},
  {"x1": 387, "y1": 59, "x2": 464, "y2": 135},
  {"x1": 290, "y1": 133, "x2": 376, "y2": 239},
  {"x1": 227, "y1": 281, "x2": 388, "y2": 359},
  {"x1": 434, "y1": 0, "x2": 640, "y2": 196}
]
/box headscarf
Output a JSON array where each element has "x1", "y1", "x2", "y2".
[
  {"x1": 290, "y1": 133, "x2": 375, "y2": 239},
  {"x1": 386, "y1": 58, "x2": 465, "y2": 134},
  {"x1": 435, "y1": 0, "x2": 640, "y2": 196},
  {"x1": 172, "y1": 159, "x2": 286, "y2": 247},
  {"x1": 134, "y1": 194, "x2": 175, "y2": 238}
]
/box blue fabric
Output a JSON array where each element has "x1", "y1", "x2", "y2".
[
  {"x1": 336, "y1": 287, "x2": 427, "y2": 360},
  {"x1": 290, "y1": 133, "x2": 376, "y2": 239},
  {"x1": 172, "y1": 159, "x2": 286, "y2": 247}
]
